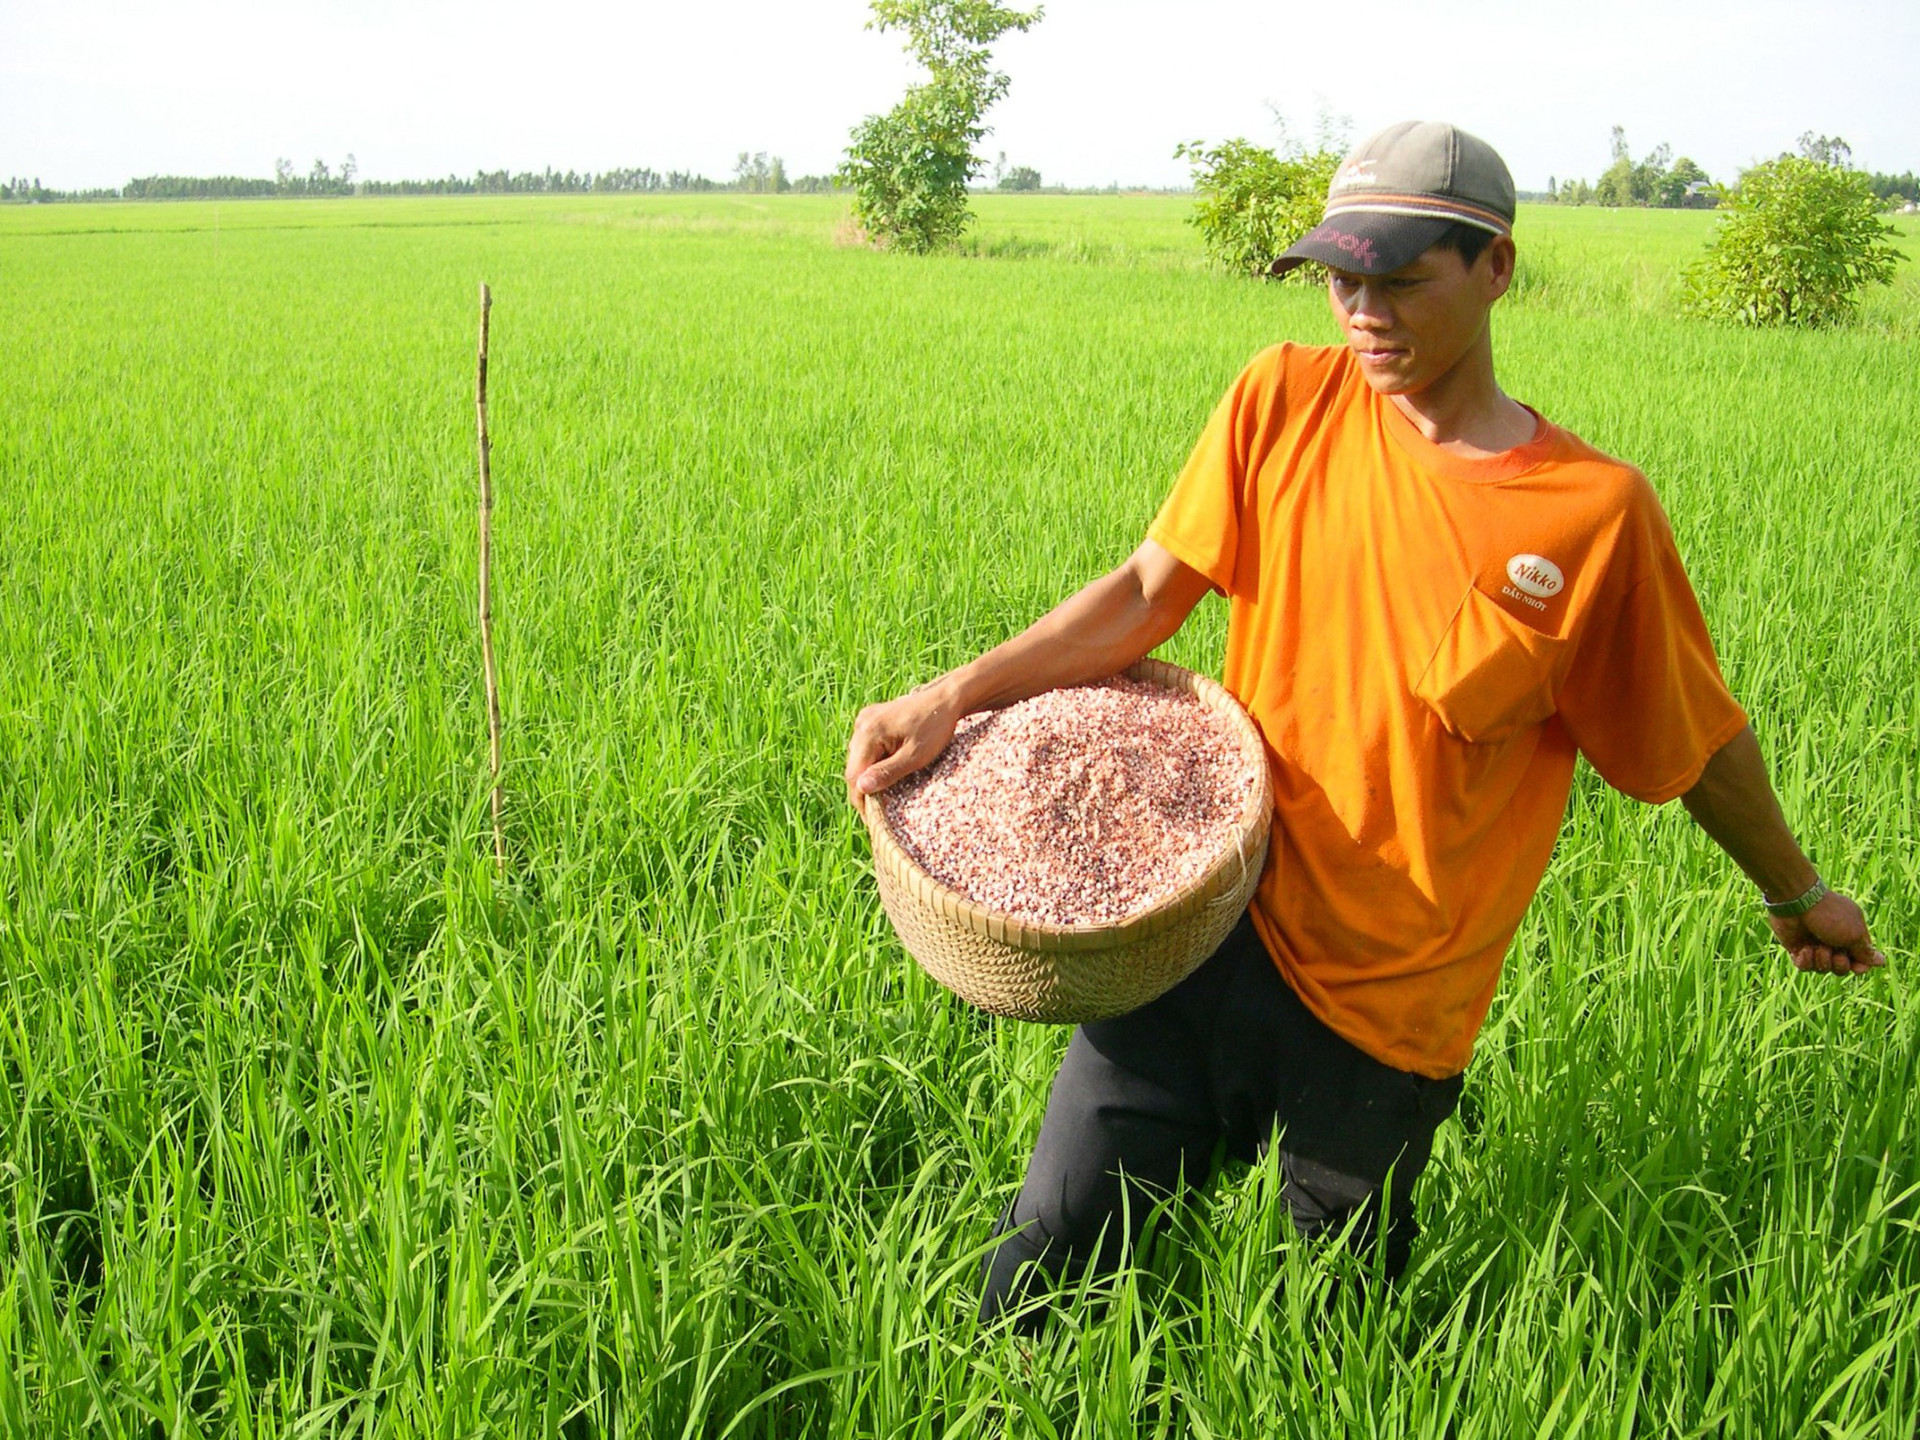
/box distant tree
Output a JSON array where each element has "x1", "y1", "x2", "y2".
[
  {"x1": 1175, "y1": 136, "x2": 1340, "y2": 279},
  {"x1": 1865, "y1": 170, "x2": 1918, "y2": 208},
  {"x1": 1682, "y1": 153, "x2": 1903, "y2": 326},
  {"x1": 998, "y1": 164, "x2": 1041, "y2": 191},
  {"x1": 839, "y1": 0, "x2": 1044, "y2": 253},
  {"x1": 1595, "y1": 156, "x2": 1635, "y2": 207},
  {"x1": 1657, "y1": 156, "x2": 1709, "y2": 208},
  {"x1": 5, "y1": 175, "x2": 119, "y2": 201},
  {"x1": 593, "y1": 167, "x2": 666, "y2": 193},
  {"x1": 341, "y1": 154, "x2": 357, "y2": 188},
  {"x1": 124, "y1": 174, "x2": 277, "y2": 199},
  {"x1": 1631, "y1": 142, "x2": 1672, "y2": 205},
  {"x1": 1309, "y1": 104, "x2": 1353, "y2": 155},
  {"x1": 1797, "y1": 132, "x2": 1853, "y2": 168},
  {"x1": 733, "y1": 152, "x2": 791, "y2": 193},
  {"x1": 1592, "y1": 128, "x2": 1630, "y2": 206},
  {"x1": 1590, "y1": 129, "x2": 1683, "y2": 207}
]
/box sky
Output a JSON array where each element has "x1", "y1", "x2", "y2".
[{"x1": 3, "y1": 0, "x2": 1915, "y2": 193}]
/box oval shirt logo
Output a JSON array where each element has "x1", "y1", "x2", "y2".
[{"x1": 1505, "y1": 554, "x2": 1565, "y2": 599}]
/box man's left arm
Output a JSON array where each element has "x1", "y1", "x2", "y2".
[{"x1": 1680, "y1": 725, "x2": 1886, "y2": 976}]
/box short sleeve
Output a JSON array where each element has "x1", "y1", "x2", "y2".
[
  {"x1": 1146, "y1": 348, "x2": 1284, "y2": 596},
  {"x1": 1555, "y1": 490, "x2": 1748, "y2": 803}
]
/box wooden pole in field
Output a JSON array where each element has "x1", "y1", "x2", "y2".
[{"x1": 476, "y1": 283, "x2": 506, "y2": 880}]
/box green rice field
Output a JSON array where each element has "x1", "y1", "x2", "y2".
[{"x1": 2, "y1": 192, "x2": 1918, "y2": 1435}]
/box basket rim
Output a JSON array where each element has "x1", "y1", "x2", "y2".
[{"x1": 861, "y1": 659, "x2": 1273, "y2": 954}]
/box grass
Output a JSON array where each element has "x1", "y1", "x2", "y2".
[{"x1": 0, "y1": 191, "x2": 1916, "y2": 1435}]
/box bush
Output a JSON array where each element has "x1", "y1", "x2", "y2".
[
  {"x1": 1681, "y1": 155, "x2": 1904, "y2": 326},
  {"x1": 842, "y1": 83, "x2": 982, "y2": 254},
  {"x1": 1175, "y1": 139, "x2": 1340, "y2": 280}
]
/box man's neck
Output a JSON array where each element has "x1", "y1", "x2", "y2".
[{"x1": 1386, "y1": 340, "x2": 1536, "y2": 458}]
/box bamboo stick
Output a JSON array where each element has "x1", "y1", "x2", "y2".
[{"x1": 476, "y1": 283, "x2": 506, "y2": 880}]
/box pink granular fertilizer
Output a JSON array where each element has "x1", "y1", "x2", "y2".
[{"x1": 880, "y1": 677, "x2": 1260, "y2": 927}]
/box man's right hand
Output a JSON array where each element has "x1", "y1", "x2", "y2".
[
  {"x1": 844, "y1": 680, "x2": 963, "y2": 809},
  {"x1": 1769, "y1": 890, "x2": 1887, "y2": 976}
]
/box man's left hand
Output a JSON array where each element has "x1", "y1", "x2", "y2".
[{"x1": 1768, "y1": 891, "x2": 1887, "y2": 976}]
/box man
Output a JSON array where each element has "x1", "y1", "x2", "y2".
[{"x1": 842, "y1": 121, "x2": 1885, "y2": 1329}]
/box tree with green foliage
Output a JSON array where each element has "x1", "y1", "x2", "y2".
[
  {"x1": 998, "y1": 165, "x2": 1042, "y2": 191},
  {"x1": 733, "y1": 152, "x2": 790, "y2": 193},
  {"x1": 1682, "y1": 153, "x2": 1904, "y2": 326},
  {"x1": 1866, "y1": 169, "x2": 1918, "y2": 208},
  {"x1": 1658, "y1": 156, "x2": 1710, "y2": 208},
  {"x1": 1594, "y1": 156, "x2": 1635, "y2": 207},
  {"x1": 1580, "y1": 130, "x2": 1712, "y2": 208},
  {"x1": 839, "y1": 0, "x2": 1042, "y2": 253},
  {"x1": 1631, "y1": 143, "x2": 1673, "y2": 205},
  {"x1": 1592, "y1": 129, "x2": 1674, "y2": 207},
  {"x1": 1797, "y1": 131, "x2": 1853, "y2": 168},
  {"x1": 1174, "y1": 137, "x2": 1340, "y2": 279},
  {"x1": 1592, "y1": 125, "x2": 1633, "y2": 206}
]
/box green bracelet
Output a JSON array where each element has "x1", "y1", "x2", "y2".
[{"x1": 1764, "y1": 878, "x2": 1829, "y2": 918}]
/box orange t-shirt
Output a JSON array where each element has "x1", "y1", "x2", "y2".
[{"x1": 1147, "y1": 343, "x2": 1748, "y2": 1078}]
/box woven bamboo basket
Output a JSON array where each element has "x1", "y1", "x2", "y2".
[{"x1": 860, "y1": 659, "x2": 1272, "y2": 1024}]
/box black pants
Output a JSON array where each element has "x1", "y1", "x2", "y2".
[{"x1": 980, "y1": 914, "x2": 1464, "y2": 1329}]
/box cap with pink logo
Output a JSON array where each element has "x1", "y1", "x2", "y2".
[{"x1": 1268, "y1": 121, "x2": 1516, "y2": 277}]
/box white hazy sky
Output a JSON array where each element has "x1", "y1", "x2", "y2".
[{"x1": 3, "y1": 0, "x2": 1914, "y2": 193}]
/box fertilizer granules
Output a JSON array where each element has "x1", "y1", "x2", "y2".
[{"x1": 880, "y1": 677, "x2": 1260, "y2": 927}]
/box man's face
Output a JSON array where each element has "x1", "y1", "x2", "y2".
[{"x1": 1325, "y1": 237, "x2": 1515, "y2": 396}]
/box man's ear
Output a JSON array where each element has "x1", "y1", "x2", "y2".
[{"x1": 1484, "y1": 235, "x2": 1518, "y2": 302}]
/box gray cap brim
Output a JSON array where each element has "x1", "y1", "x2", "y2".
[{"x1": 1267, "y1": 212, "x2": 1455, "y2": 278}]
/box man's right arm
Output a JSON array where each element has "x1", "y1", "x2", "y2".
[{"x1": 843, "y1": 538, "x2": 1214, "y2": 805}]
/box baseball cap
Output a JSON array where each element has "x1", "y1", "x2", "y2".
[{"x1": 1267, "y1": 121, "x2": 1515, "y2": 277}]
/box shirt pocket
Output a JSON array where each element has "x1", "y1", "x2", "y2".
[{"x1": 1413, "y1": 586, "x2": 1572, "y2": 744}]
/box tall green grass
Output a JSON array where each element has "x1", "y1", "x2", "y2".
[{"x1": 1, "y1": 193, "x2": 1915, "y2": 1435}]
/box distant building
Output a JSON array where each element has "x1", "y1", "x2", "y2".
[{"x1": 1682, "y1": 181, "x2": 1719, "y2": 210}]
